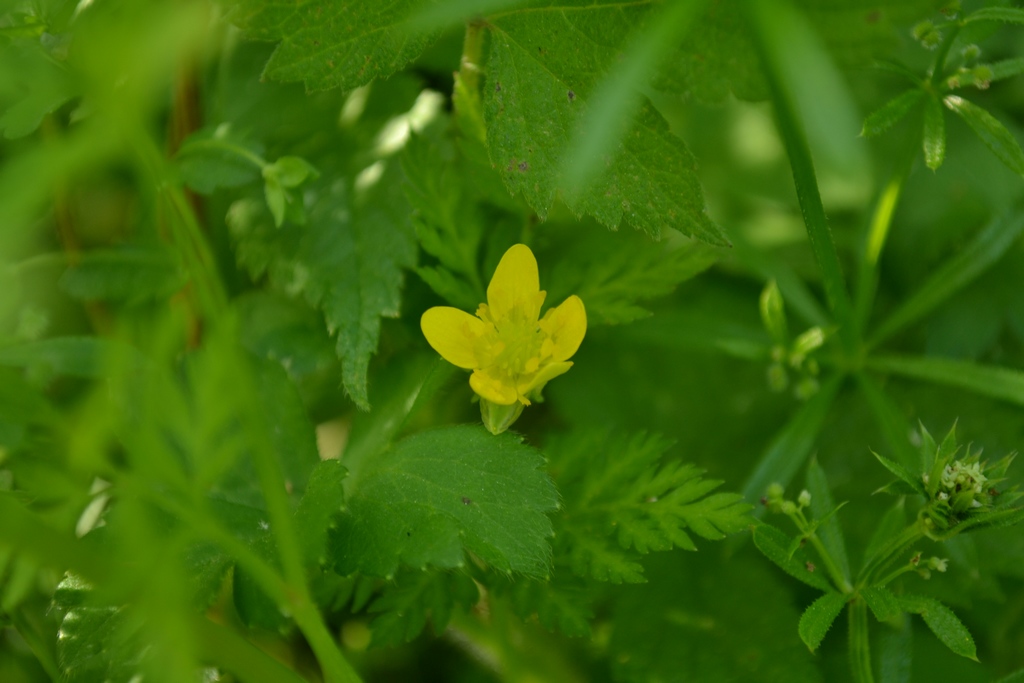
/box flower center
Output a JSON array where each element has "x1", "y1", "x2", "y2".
[{"x1": 493, "y1": 315, "x2": 546, "y2": 377}]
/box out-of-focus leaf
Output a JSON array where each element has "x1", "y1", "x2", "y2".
[
  {"x1": 964, "y1": 7, "x2": 1024, "y2": 25},
  {"x1": 367, "y1": 569, "x2": 478, "y2": 646},
  {"x1": 878, "y1": 615, "x2": 913, "y2": 683},
  {"x1": 0, "y1": 337, "x2": 144, "y2": 379},
  {"x1": 898, "y1": 594, "x2": 978, "y2": 661},
  {"x1": 805, "y1": 458, "x2": 850, "y2": 582},
  {"x1": 59, "y1": 246, "x2": 186, "y2": 303},
  {"x1": 798, "y1": 591, "x2": 847, "y2": 652},
  {"x1": 295, "y1": 460, "x2": 347, "y2": 566},
  {"x1": 175, "y1": 126, "x2": 265, "y2": 194},
  {"x1": 867, "y1": 354, "x2": 1024, "y2": 408},
  {"x1": 329, "y1": 426, "x2": 558, "y2": 578},
  {"x1": 923, "y1": 96, "x2": 945, "y2": 170},
  {"x1": 504, "y1": 575, "x2": 596, "y2": 638},
  {"x1": 944, "y1": 96, "x2": 1024, "y2": 177},
  {"x1": 862, "y1": 90, "x2": 923, "y2": 138},
  {"x1": 231, "y1": 0, "x2": 437, "y2": 92}
]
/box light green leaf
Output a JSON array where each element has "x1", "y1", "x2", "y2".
[
  {"x1": 330, "y1": 426, "x2": 558, "y2": 578},
  {"x1": 59, "y1": 246, "x2": 187, "y2": 304},
  {"x1": 944, "y1": 95, "x2": 1024, "y2": 177},
  {"x1": 988, "y1": 57, "x2": 1024, "y2": 83},
  {"x1": 867, "y1": 354, "x2": 1024, "y2": 408},
  {"x1": 751, "y1": 523, "x2": 834, "y2": 592},
  {"x1": 898, "y1": 594, "x2": 978, "y2": 661},
  {"x1": 806, "y1": 458, "x2": 850, "y2": 583},
  {"x1": 922, "y1": 96, "x2": 945, "y2": 170},
  {"x1": 862, "y1": 585, "x2": 902, "y2": 622},
  {"x1": 175, "y1": 126, "x2": 266, "y2": 194},
  {"x1": 231, "y1": 0, "x2": 436, "y2": 92},
  {"x1": 760, "y1": 280, "x2": 789, "y2": 344},
  {"x1": 869, "y1": 210, "x2": 1024, "y2": 347},
  {"x1": 483, "y1": 6, "x2": 724, "y2": 244},
  {"x1": 230, "y1": 160, "x2": 416, "y2": 409},
  {"x1": 862, "y1": 89, "x2": 923, "y2": 138},
  {"x1": 742, "y1": 374, "x2": 843, "y2": 504},
  {"x1": 964, "y1": 7, "x2": 1024, "y2": 25},
  {"x1": 798, "y1": 591, "x2": 848, "y2": 652},
  {"x1": 368, "y1": 569, "x2": 479, "y2": 646},
  {"x1": 0, "y1": 337, "x2": 145, "y2": 379}
]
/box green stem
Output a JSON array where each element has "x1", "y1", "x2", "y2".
[
  {"x1": 859, "y1": 522, "x2": 925, "y2": 587},
  {"x1": 930, "y1": 25, "x2": 962, "y2": 88},
  {"x1": 746, "y1": 1, "x2": 860, "y2": 358},
  {"x1": 808, "y1": 533, "x2": 853, "y2": 593},
  {"x1": 179, "y1": 136, "x2": 268, "y2": 170},
  {"x1": 875, "y1": 562, "x2": 917, "y2": 588},
  {"x1": 849, "y1": 598, "x2": 875, "y2": 683}
]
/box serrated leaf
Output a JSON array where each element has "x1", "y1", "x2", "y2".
[
  {"x1": 898, "y1": 594, "x2": 977, "y2": 661},
  {"x1": 862, "y1": 89, "x2": 924, "y2": 138},
  {"x1": 59, "y1": 246, "x2": 187, "y2": 304},
  {"x1": 230, "y1": 160, "x2": 416, "y2": 409},
  {"x1": 944, "y1": 95, "x2": 1024, "y2": 177},
  {"x1": 751, "y1": 523, "x2": 833, "y2": 592},
  {"x1": 231, "y1": 0, "x2": 437, "y2": 93},
  {"x1": 922, "y1": 96, "x2": 945, "y2": 170},
  {"x1": 798, "y1": 591, "x2": 847, "y2": 652},
  {"x1": 806, "y1": 458, "x2": 850, "y2": 583},
  {"x1": 330, "y1": 426, "x2": 558, "y2": 578},
  {"x1": 506, "y1": 576, "x2": 596, "y2": 637},
  {"x1": 988, "y1": 57, "x2": 1024, "y2": 83},
  {"x1": 872, "y1": 451, "x2": 926, "y2": 497},
  {"x1": 483, "y1": 6, "x2": 724, "y2": 244},
  {"x1": 862, "y1": 585, "x2": 902, "y2": 622},
  {"x1": 368, "y1": 569, "x2": 478, "y2": 646}
]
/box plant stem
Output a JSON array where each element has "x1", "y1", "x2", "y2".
[
  {"x1": 859, "y1": 521, "x2": 925, "y2": 587},
  {"x1": 849, "y1": 598, "x2": 875, "y2": 683},
  {"x1": 930, "y1": 25, "x2": 962, "y2": 88},
  {"x1": 808, "y1": 533, "x2": 853, "y2": 593},
  {"x1": 746, "y1": 0, "x2": 860, "y2": 359}
]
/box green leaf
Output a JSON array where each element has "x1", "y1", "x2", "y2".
[
  {"x1": 856, "y1": 373, "x2": 920, "y2": 469},
  {"x1": 295, "y1": 460, "x2": 348, "y2": 566},
  {"x1": 751, "y1": 523, "x2": 834, "y2": 592},
  {"x1": 872, "y1": 450, "x2": 927, "y2": 497},
  {"x1": 59, "y1": 246, "x2": 187, "y2": 304},
  {"x1": 878, "y1": 614, "x2": 913, "y2": 683},
  {"x1": 863, "y1": 500, "x2": 907, "y2": 570},
  {"x1": 483, "y1": 7, "x2": 725, "y2": 244},
  {"x1": 544, "y1": 227, "x2": 719, "y2": 326},
  {"x1": 964, "y1": 7, "x2": 1024, "y2": 25},
  {"x1": 798, "y1": 591, "x2": 848, "y2": 652},
  {"x1": 988, "y1": 57, "x2": 1024, "y2": 84},
  {"x1": 805, "y1": 457, "x2": 850, "y2": 582},
  {"x1": 611, "y1": 552, "x2": 820, "y2": 683},
  {"x1": 867, "y1": 354, "x2": 1024, "y2": 408},
  {"x1": 230, "y1": 160, "x2": 416, "y2": 409},
  {"x1": 898, "y1": 594, "x2": 978, "y2": 661},
  {"x1": 330, "y1": 426, "x2": 558, "y2": 578},
  {"x1": 175, "y1": 126, "x2": 266, "y2": 194},
  {"x1": 548, "y1": 430, "x2": 750, "y2": 583},
  {"x1": 0, "y1": 337, "x2": 144, "y2": 379},
  {"x1": 944, "y1": 95, "x2": 1024, "y2": 177},
  {"x1": 922, "y1": 96, "x2": 945, "y2": 170},
  {"x1": 504, "y1": 575, "x2": 596, "y2": 638},
  {"x1": 862, "y1": 89, "x2": 923, "y2": 138},
  {"x1": 231, "y1": 0, "x2": 436, "y2": 92},
  {"x1": 995, "y1": 669, "x2": 1024, "y2": 683},
  {"x1": 869, "y1": 210, "x2": 1024, "y2": 347},
  {"x1": 368, "y1": 569, "x2": 479, "y2": 646},
  {"x1": 862, "y1": 585, "x2": 902, "y2": 622},
  {"x1": 742, "y1": 374, "x2": 843, "y2": 504}
]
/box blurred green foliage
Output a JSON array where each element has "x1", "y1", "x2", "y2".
[{"x1": 1, "y1": 0, "x2": 1024, "y2": 682}]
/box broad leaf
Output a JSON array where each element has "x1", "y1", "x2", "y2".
[
  {"x1": 798, "y1": 591, "x2": 848, "y2": 652},
  {"x1": 898, "y1": 594, "x2": 978, "y2": 661},
  {"x1": 482, "y1": 4, "x2": 724, "y2": 244},
  {"x1": 330, "y1": 425, "x2": 558, "y2": 578},
  {"x1": 231, "y1": 0, "x2": 436, "y2": 93}
]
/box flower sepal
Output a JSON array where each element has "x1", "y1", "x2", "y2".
[{"x1": 481, "y1": 398, "x2": 525, "y2": 435}]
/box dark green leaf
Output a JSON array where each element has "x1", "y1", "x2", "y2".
[
  {"x1": 798, "y1": 591, "x2": 848, "y2": 652},
  {"x1": 863, "y1": 500, "x2": 907, "y2": 570},
  {"x1": 995, "y1": 669, "x2": 1024, "y2": 683},
  {"x1": 922, "y1": 96, "x2": 945, "y2": 170},
  {"x1": 752, "y1": 523, "x2": 834, "y2": 592},
  {"x1": 59, "y1": 246, "x2": 186, "y2": 303},
  {"x1": 878, "y1": 614, "x2": 913, "y2": 683},
  {"x1": 806, "y1": 457, "x2": 850, "y2": 583},
  {"x1": 368, "y1": 569, "x2": 479, "y2": 646},
  {"x1": 964, "y1": 7, "x2": 1024, "y2": 25},
  {"x1": 862, "y1": 89, "x2": 923, "y2": 138},
  {"x1": 295, "y1": 460, "x2": 347, "y2": 566},
  {"x1": 175, "y1": 126, "x2": 265, "y2": 194},
  {"x1": 867, "y1": 354, "x2": 1024, "y2": 408},
  {"x1": 944, "y1": 95, "x2": 1024, "y2": 177},
  {"x1": 231, "y1": 0, "x2": 436, "y2": 92},
  {"x1": 871, "y1": 450, "x2": 926, "y2": 497},
  {"x1": 330, "y1": 426, "x2": 558, "y2": 578},
  {"x1": 898, "y1": 594, "x2": 977, "y2": 661},
  {"x1": 862, "y1": 585, "x2": 902, "y2": 622},
  {"x1": 505, "y1": 575, "x2": 596, "y2": 638}
]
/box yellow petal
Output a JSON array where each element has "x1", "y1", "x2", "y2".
[
  {"x1": 487, "y1": 244, "x2": 542, "y2": 323},
  {"x1": 470, "y1": 368, "x2": 518, "y2": 405},
  {"x1": 421, "y1": 306, "x2": 491, "y2": 369},
  {"x1": 539, "y1": 295, "x2": 587, "y2": 362},
  {"x1": 517, "y1": 360, "x2": 573, "y2": 397}
]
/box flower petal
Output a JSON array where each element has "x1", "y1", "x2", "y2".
[
  {"x1": 421, "y1": 306, "x2": 491, "y2": 369},
  {"x1": 470, "y1": 368, "x2": 518, "y2": 405},
  {"x1": 540, "y1": 295, "x2": 587, "y2": 362},
  {"x1": 517, "y1": 360, "x2": 573, "y2": 397},
  {"x1": 487, "y1": 244, "x2": 542, "y2": 323}
]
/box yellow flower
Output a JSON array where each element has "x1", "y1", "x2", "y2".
[{"x1": 421, "y1": 244, "x2": 586, "y2": 433}]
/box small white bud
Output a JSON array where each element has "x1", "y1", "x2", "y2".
[
  {"x1": 798, "y1": 490, "x2": 812, "y2": 507},
  {"x1": 928, "y1": 557, "x2": 948, "y2": 572}
]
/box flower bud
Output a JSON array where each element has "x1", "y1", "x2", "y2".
[
  {"x1": 480, "y1": 399, "x2": 524, "y2": 435},
  {"x1": 798, "y1": 490, "x2": 812, "y2": 507}
]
